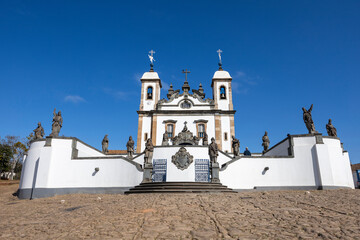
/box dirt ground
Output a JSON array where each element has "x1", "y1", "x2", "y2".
[{"x1": 1, "y1": 181, "x2": 359, "y2": 239}]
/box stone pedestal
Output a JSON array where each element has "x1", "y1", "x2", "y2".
[
  {"x1": 211, "y1": 162, "x2": 220, "y2": 183},
  {"x1": 142, "y1": 163, "x2": 153, "y2": 183}
]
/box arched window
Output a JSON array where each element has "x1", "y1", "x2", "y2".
[
  {"x1": 147, "y1": 86, "x2": 153, "y2": 100},
  {"x1": 167, "y1": 124, "x2": 174, "y2": 138},
  {"x1": 220, "y1": 86, "x2": 226, "y2": 99}
]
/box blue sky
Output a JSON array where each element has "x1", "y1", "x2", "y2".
[{"x1": 0, "y1": 1, "x2": 359, "y2": 163}]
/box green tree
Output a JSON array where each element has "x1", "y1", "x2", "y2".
[
  {"x1": 0, "y1": 135, "x2": 30, "y2": 180},
  {"x1": 0, "y1": 143, "x2": 12, "y2": 174}
]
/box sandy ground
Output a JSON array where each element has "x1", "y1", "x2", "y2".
[{"x1": 1, "y1": 181, "x2": 359, "y2": 239}]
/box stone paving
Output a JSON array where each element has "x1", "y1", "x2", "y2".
[{"x1": 1, "y1": 181, "x2": 359, "y2": 239}]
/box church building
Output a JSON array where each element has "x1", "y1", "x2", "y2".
[
  {"x1": 16, "y1": 51, "x2": 355, "y2": 199},
  {"x1": 136, "y1": 64, "x2": 235, "y2": 153}
]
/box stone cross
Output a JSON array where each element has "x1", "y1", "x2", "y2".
[
  {"x1": 148, "y1": 50, "x2": 155, "y2": 63},
  {"x1": 217, "y1": 49, "x2": 223, "y2": 64},
  {"x1": 182, "y1": 69, "x2": 190, "y2": 81}
]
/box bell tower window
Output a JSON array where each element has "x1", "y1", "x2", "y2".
[
  {"x1": 147, "y1": 86, "x2": 153, "y2": 100},
  {"x1": 220, "y1": 86, "x2": 226, "y2": 99}
]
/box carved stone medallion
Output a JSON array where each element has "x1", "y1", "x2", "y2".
[{"x1": 171, "y1": 147, "x2": 194, "y2": 170}]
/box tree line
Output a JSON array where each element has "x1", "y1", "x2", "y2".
[{"x1": 0, "y1": 134, "x2": 32, "y2": 180}]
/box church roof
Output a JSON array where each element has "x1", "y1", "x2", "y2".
[
  {"x1": 213, "y1": 70, "x2": 232, "y2": 79},
  {"x1": 141, "y1": 71, "x2": 160, "y2": 79}
]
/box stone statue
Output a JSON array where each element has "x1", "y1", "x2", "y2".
[
  {"x1": 203, "y1": 132, "x2": 208, "y2": 145},
  {"x1": 262, "y1": 131, "x2": 270, "y2": 153},
  {"x1": 144, "y1": 139, "x2": 154, "y2": 164},
  {"x1": 182, "y1": 121, "x2": 188, "y2": 132},
  {"x1": 162, "y1": 131, "x2": 169, "y2": 146},
  {"x1": 49, "y1": 108, "x2": 63, "y2": 137},
  {"x1": 33, "y1": 122, "x2": 45, "y2": 140},
  {"x1": 231, "y1": 135, "x2": 240, "y2": 156},
  {"x1": 193, "y1": 136, "x2": 199, "y2": 145},
  {"x1": 102, "y1": 135, "x2": 109, "y2": 154},
  {"x1": 302, "y1": 104, "x2": 317, "y2": 134},
  {"x1": 208, "y1": 137, "x2": 219, "y2": 163},
  {"x1": 126, "y1": 136, "x2": 135, "y2": 158},
  {"x1": 326, "y1": 119, "x2": 337, "y2": 137}
]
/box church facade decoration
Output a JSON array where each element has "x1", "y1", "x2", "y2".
[{"x1": 171, "y1": 147, "x2": 194, "y2": 170}]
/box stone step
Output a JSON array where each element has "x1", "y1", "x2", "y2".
[
  {"x1": 125, "y1": 189, "x2": 235, "y2": 194},
  {"x1": 139, "y1": 182, "x2": 227, "y2": 186},
  {"x1": 131, "y1": 186, "x2": 230, "y2": 190},
  {"x1": 125, "y1": 182, "x2": 236, "y2": 194}
]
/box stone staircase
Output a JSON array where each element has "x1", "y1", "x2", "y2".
[{"x1": 124, "y1": 182, "x2": 236, "y2": 194}]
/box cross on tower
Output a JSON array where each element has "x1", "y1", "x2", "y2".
[
  {"x1": 182, "y1": 69, "x2": 190, "y2": 81},
  {"x1": 217, "y1": 49, "x2": 223, "y2": 69},
  {"x1": 149, "y1": 50, "x2": 155, "y2": 60},
  {"x1": 148, "y1": 50, "x2": 156, "y2": 71}
]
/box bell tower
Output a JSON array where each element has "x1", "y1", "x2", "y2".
[
  {"x1": 136, "y1": 50, "x2": 162, "y2": 153},
  {"x1": 211, "y1": 49, "x2": 235, "y2": 152}
]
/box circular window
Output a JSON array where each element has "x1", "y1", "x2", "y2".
[{"x1": 180, "y1": 101, "x2": 191, "y2": 109}]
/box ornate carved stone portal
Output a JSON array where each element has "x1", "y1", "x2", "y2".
[
  {"x1": 172, "y1": 122, "x2": 199, "y2": 145},
  {"x1": 171, "y1": 147, "x2": 194, "y2": 170}
]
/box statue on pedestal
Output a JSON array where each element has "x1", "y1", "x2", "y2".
[
  {"x1": 162, "y1": 131, "x2": 169, "y2": 146},
  {"x1": 262, "y1": 131, "x2": 270, "y2": 153},
  {"x1": 49, "y1": 108, "x2": 63, "y2": 137},
  {"x1": 326, "y1": 119, "x2": 337, "y2": 137},
  {"x1": 33, "y1": 122, "x2": 45, "y2": 140},
  {"x1": 208, "y1": 137, "x2": 219, "y2": 163},
  {"x1": 203, "y1": 132, "x2": 208, "y2": 145},
  {"x1": 231, "y1": 135, "x2": 240, "y2": 156},
  {"x1": 144, "y1": 139, "x2": 154, "y2": 164},
  {"x1": 302, "y1": 104, "x2": 317, "y2": 134},
  {"x1": 102, "y1": 135, "x2": 109, "y2": 154},
  {"x1": 126, "y1": 136, "x2": 135, "y2": 158}
]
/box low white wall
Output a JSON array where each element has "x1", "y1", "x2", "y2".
[
  {"x1": 221, "y1": 135, "x2": 354, "y2": 190},
  {"x1": 264, "y1": 138, "x2": 289, "y2": 156},
  {"x1": 76, "y1": 140, "x2": 104, "y2": 157},
  {"x1": 19, "y1": 134, "x2": 354, "y2": 199},
  {"x1": 19, "y1": 138, "x2": 143, "y2": 193}
]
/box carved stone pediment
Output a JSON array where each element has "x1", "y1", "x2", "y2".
[
  {"x1": 171, "y1": 147, "x2": 193, "y2": 170},
  {"x1": 172, "y1": 122, "x2": 199, "y2": 146},
  {"x1": 157, "y1": 90, "x2": 214, "y2": 107}
]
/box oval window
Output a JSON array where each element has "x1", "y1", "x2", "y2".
[{"x1": 180, "y1": 101, "x2": 191, "y2": 109}]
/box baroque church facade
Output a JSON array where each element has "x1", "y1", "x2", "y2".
[
  {"x1": 136, "y1": 65, "x2": 235, "y2": 153},
  {"x1": 16, "y1": 52, "x2": 355, "y2": 199}
]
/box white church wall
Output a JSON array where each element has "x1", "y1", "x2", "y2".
[
  {"x1": 152, "y1": 147, "x2": 205, "y2": 182},
  {"x1": 155, "y1": 115, "x2": 216, "y2": 146},
  {"x1": 139, "y1": 116, "x2": 152, "y2": 152},
  {"x1": 76, "y1": 140, "x2": 104, "y2": 157},
  {"x1": 18, "y1": 140, "x2": 45, "y2": 190},
  {"x1": 19, "y1": 138, "x2": 143, "y2": 199},
  {"x1": 159, "y1": 96, "x2": 212, "y2": 111},
  {"x1": 220, "y1": 115, "x2": 231, "y2": 152},
  {"x1": 19, "y1": 135, "x2": 354, "y2": 199},
  {"x1": 221, "y1": 135, "x2": 354, "y2": 190},
  {"x1": 343, "y1": 152, "x2": 356, "y2": 188},
  {"x1": 264, "y1": 138, "x2": 290, "y2": 156},
  {"x1": 221, "y1": 156, "x2": 317, "y2": 189}
]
